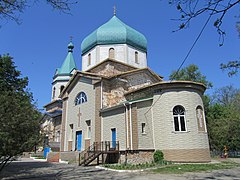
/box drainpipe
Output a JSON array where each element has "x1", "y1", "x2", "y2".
[
  {"x1": 123, "y1": 103, "x2": 129, "y2": 165},
  {"x1": 129, "y1": 102, "x2": 133, "y2": 150},
  {"x1": 123, "y1": 103, "x2": 129, "y2": 150},
  {"x1": 101, "y1": 80, "x2": 103, "y2": 142},
  {"x1": 151, "y1": 107, "x2": 156, "y2": 149}
]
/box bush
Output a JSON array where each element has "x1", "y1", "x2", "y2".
[{"x1": 154, "y1": 150, "x2": 164, "y2": 163}]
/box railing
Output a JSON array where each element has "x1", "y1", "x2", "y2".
[
  {"x1": 79, "y1": 141, "x2": 119, "y2": 166},
  {"x1": 211, "y1": 150, "x2": 240, "y2": 158}
]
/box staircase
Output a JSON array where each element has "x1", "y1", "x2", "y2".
[{"x1": 79, "y1": 141, "x2": 119, "y2": 166}]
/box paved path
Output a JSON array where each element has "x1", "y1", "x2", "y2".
[{"x1": 1, "y1": 158, "x2": 240, "y2": 179}]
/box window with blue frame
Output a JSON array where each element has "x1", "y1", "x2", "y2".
[{"x1": 75, "y1": 92, "x2": 87, "y2": 105}]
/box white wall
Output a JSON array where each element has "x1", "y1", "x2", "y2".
[
  {"x1": 51, "y1": 80, "x2": 69, "y2": 101},
  {"x1": 52, "y1": 70, "x2": 76, "y2": 101},
  {"x1": 136, "y1": 100, "x2": 154, "y2": 150},
  {"x1": 102, "y1": 107, "x2": 126, "y2": 150},
  {"x1": 152, "y1": 89, "x2": 209, "y2": 150},
  {"x1": 82, "y1": 44, "x2": 147, "y2": 71},
  {"x1": 63, "y1": 77, "x2": 96, "y2": 151}
]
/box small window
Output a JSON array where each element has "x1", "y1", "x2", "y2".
[
  {"x1": 135, "y1": 51, "x2": 139, "y2": 64},
  {"x1": 141, "y1": 123, "x2": 146, "y2": 134},
  {"x1": 86, "y1": 120, "x2": 91, "y2": 139},
  {"x1": 109, "y1": 48, "x2": 115, "y2": 59},
  {"x1": 60, "y1": 85, "x2": 64, "y2": 93},
  {"x1": 75, "y1": 92, "x2": 87, "y2": 105},
  {"x1": 88, "y1": 53, "x2": 91, "y2": 66},
  {"x1": 52, "y1": 87, "x2": 56, "y2": 99},
  {"x1": 173, "y1": 105, "x2": 187, "y2": 132},
  {"x1": 196, "y1": 106, "x2": 205, "y2": 132},
  {"x1": 69, "y1": 124, "x2": 73, "y2": 141},
  {"x1": 55, "y1": 130, "x2": 60, "y2": 142}
]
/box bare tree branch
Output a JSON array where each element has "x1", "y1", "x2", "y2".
[
  {"x1": 169, "y1": 0, "x2": 240, "y2": 45},
  {"x1": 221, "y1": 60, "x2": 240, "y2": 76},
  {"x1": 0, "y1": 0, "x2": 77, "y2": 24}
]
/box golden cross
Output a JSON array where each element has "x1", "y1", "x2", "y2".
[{"x1": 113, "y1": 5, "x2": 116, "y2": 16}]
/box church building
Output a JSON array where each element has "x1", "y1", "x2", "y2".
[{"x1": 44, "y1": 13, "x2": 211, "y2": 164}]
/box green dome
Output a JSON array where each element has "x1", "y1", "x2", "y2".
[
  {"x1": 81, "y1": 16, "x2": 147, "y2": 54},
  {"x1": 55, "y1": 42, "x2": 77, "y2": 76}
]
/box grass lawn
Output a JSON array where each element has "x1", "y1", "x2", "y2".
[
  {"x1": 32, "y1": 156, "x2": 46, "y2": 159},
  {"x1": 103, "y1": 159, "x2": 240, "y2": 173},
  {"x1": 152, "y1": 161, "x2": 240, "y2": 174}
]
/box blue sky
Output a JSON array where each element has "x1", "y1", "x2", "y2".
[{"x1": 0, "y1": 0, "x2": 239, "y2": 109}]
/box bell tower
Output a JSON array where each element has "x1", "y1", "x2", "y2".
[{"x1": 52, "y1": 41, "x2": 77, "y2": 100}]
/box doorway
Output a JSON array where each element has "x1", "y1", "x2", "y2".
[
  {"x1": 111, "y1": 128, "x2": 116, "y2": 148},
  {"x1": 76, "y1": 131, "x2": 82, "y2": 151}
]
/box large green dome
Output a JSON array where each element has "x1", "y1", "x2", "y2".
[{"x1": 81, "y1": 16, "x2": 147, "y2": 54}]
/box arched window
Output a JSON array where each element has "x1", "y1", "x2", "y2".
[
  {"x1": 196, "y1": 106, "x2": 205, "y2": 132},
  {"x1": 135, "y1": 51, "x2": 139, "y2": 64},
  {"x1": 88, "y1": 53, "x2": 91, "y2": 66},
  {"x1": 173, "y1": 105, "x2": 186, "y2": 132},
  {"x1": 75, "y1": 92, "x2": 87, "y2": 105},
  {"x1": 60, "y1": 85, "x2": 65, "y2": 93},
  {"x1": 52, "y1": 87, "x2": 56, "y2": 99},
  {"x1": 109, "y1": 48, "x2": 115, "y2": 59}
]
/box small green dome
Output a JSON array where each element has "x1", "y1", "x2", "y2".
[
  {"x1": 55, "y1": 42, "x2": 77, "y2": 76},
  {"x1": 81, "y1": 16, "x2": 147, "y2": 54}
]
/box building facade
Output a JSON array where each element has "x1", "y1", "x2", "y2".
[{"x1": 44, "y1": 14, "x2": 211, "y2": 163}]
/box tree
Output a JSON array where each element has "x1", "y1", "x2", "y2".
[
  {"x1": 169, "y1": 64, "x2": 213, "y2": 88},
  {"x1": 212, "y1": 85, "x2": 240, "y2": 106},
  {"x1": 220, "y1": 60, "x2": 240, "y2": 77},
  {"x1": 169, "y1": 0, "x2": 240, "y2": 75},
  {"x1": 0, "y1": 0, "x2": 76, "y2": 24},
  {"x1": 169, "y1": 0, "x2": 240, "y2": 38},
  {"x1": 207, "y1": 86, "x2": 240, "y2": 151},
  {"x1": 0, "y1": 54, "x2": 41, "y2": 172}
]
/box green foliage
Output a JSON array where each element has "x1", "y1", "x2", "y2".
[
  {"x1": 0, "y1": 55, "x2": 28, "y2": 92},
  {"x1": 206, "y1": 86, "x2": 240, "y2": 151},
  {"x1": 169, "y1": 64, "x2": 213, "y2": 88},
  {"x1": 0, "y1": 54, "x2": 41, "y2": 171},
  {"x1": 220, "y1": 61, "x2": 240, "y2": 77},
  {"x1": 154, "y1": 150, "x2": 164, "y2": 163},
  {"x1": 103, "y1": 161, "x2": 172, "y2": 170}
]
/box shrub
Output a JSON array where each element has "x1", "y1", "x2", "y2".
[{"x1": 154, "y1": 150, "x2": 164, "y2": 163}]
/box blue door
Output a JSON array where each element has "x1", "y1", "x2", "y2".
[
  {"x1": 111, "y1": 128, "x2": 116, "y2": 148},
  {"x1": 43, "y1": 147, "x2": 51, "y2": 158},
  {"x1": 76, "y1": 131, "x2": 82, "y2": 151}
]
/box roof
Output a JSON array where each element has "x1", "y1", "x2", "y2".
[
  {"x1": 43, "y1": 99, "x2": 62, "y2": 108},
  {"x1": 86, "y1": 58, "x2": 163, "y2": 80},
  {"x1": 86, "y1": 58, "x2": 137, "y2": 74},
  {"x1": 125, "y1": 81, "x2": 206, "y2": 96},
  {"x1": 81, "y1": 15, "x2": 147, "y2": 54},
  {"x1": 55, "y1": 42, "x2": 77, "y2": 76},
  {"x1": 107, "y1": 67, "x2": 163, "y2": 80},
  {"x1": 45, "y1": 110, "x2": 62, "y2": 118},
  {"x1": 59, "y1": 71, "x2": 103, "y2": 98}
]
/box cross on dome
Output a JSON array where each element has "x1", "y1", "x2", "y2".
[{"x1": 113, "y1": 5, "x2": 116, "y2": 16}]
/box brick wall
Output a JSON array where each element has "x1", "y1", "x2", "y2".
[
  {"x1": 131, "y1": 104, "x2": 138, "y2": 150},
  {"x1": 163, "y1": 148, "x2": 211, "y2": 162},
  {"x1": 95, "y1": 83, "x2": 101, "y2": 142},
  {"x1": 118, "y1": 150, "x2": 154, "y2": 164}
]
